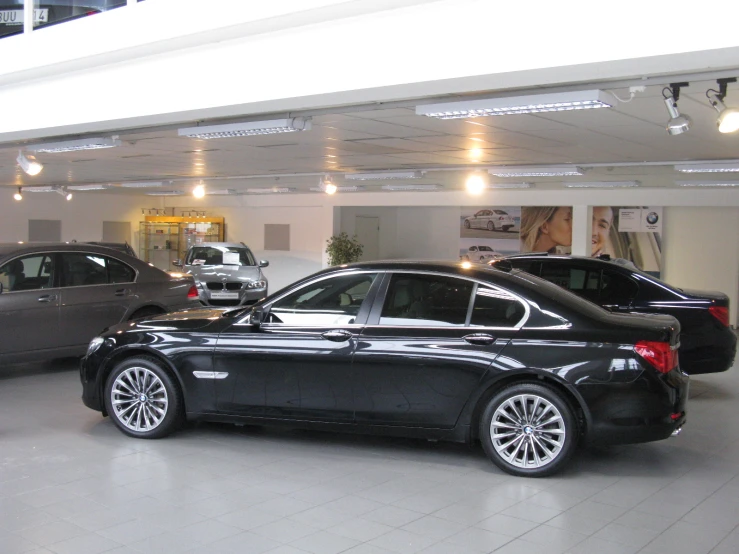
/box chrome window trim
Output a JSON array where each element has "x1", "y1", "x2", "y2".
[
  {"x1": 234, "y1": 269, "x2": 380, "y2": 326},
  {"x1": 378, "y1": 269, "x2": 530, "y2": 330}
]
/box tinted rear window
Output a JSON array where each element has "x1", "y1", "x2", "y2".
[{"x1": 508, "y1": 270, "x2": 609, "y2": 319}]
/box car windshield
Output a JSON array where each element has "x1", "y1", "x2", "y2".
[{"x1": 186, "y1": 246, "x2": 255, "y2": 266}]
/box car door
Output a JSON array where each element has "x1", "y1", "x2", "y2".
[
  {"x1": 57, "y1": 252, "x2": 138, "y2": 348},
  {"x1": 213, "y1": 271, "x2": 381, "y2": 422},
  {"x1": 353, "y1": 272, "x2": 525, "y2": 428},
  {"x1": 0, "y1": 253, "x2": 61, "y2": 356},
  {"x1": 471, "y1": 211, "x2": 483, "y2": 229}
]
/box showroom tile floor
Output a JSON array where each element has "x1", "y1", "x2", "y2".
[{"x1": 1, "y1": 360, "x2": 739, "y2": 554}]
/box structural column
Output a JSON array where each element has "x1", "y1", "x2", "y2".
[{"x1": 571, "y1": 205, "x2": 591, "y2": 257}]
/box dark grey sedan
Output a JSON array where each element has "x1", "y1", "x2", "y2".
[{"x1": 0, "y1": 242, "x2": 198, "y2": 363}]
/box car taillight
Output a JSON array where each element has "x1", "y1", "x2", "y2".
[
  {"x1": 634, "y1": 340, "x2": 678, "y2": 374},
  {"x1": 187, "y1": 285, "x2": 198, "y2": 299},
  {"x1": 709, "y1": 306, "x2": 730, "y2": 327},
  {"x1": 499, "y1": 216, "x2": 505, "y2": 220}
]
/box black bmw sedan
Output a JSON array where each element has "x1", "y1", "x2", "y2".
[
  {"x1": 498, "y1": 254, "x2": 737, "y2": 375},
  {"x1": 81, "y1": 261, "x2": 688, "y2": 477}
]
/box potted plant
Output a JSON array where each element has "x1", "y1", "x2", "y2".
[{"x1": 326, "y1": 232, "x2": 364, "y2": 266}]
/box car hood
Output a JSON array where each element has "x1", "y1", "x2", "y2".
[
  {"x1": 120, "y1": 307, "x2": 229, "y2": 332},
  {"x1": 186, "y1": 265, "x2": 263, "y2": 282}
]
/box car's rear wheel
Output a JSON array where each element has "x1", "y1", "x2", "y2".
[
  {"x1": 480, "y1": 383, "x2": 577, "y2": 477},
  {"x1": 104, "y1": 357, "x2": 183, "y2": 439},
  {"x1": 487, "y1": 221, "x2": 494, "y2": 231}
]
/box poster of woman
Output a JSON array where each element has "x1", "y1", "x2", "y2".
[
  {"x1": 519, "y1": 206, "x2": 573, "y2": 254},
  {"x1": 592, "y1": 206, "x2": 662, "y2": 275}
]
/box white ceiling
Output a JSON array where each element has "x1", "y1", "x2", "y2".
[{"x1": 2, "y1": 79, "x2": 739, "y2": 197}]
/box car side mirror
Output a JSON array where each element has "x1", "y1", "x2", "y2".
[
  {"x1": 250, "y1": 306, "x2": 265, "y2": 325},
  {"x1": 172, "y1": 259, "x2": 183, "y2": 268},
  {"x1": 259, "y1": 260, "x2": 269, "y2": 268}
]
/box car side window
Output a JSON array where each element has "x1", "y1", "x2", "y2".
[
  {"x1": 379, "y1": 274, "x2": 473, "y2": 327},
  {"x1": 469, "y1": 286, "x2": 526, "y2": 327},
  {"x1": 600, "y1": 270, "x2": 639, "y2": 306},
  {"x1": 267, "y1": 273, "x2": 378, "y2": 326},
  {"x1": 0, "y1": 254, "x2": 54, "y2": 292},
  {"x1": 539, "y1": 263, "x2": 600, "y2": 302},
  {"x1": 60, "y1": 253, "x2": 135, "y2": 287}
]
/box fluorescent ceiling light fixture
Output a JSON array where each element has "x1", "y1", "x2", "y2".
[
  {"x1": 345, "y1": 170, "x2": 424, "y2": 180},
  {"x1": 145, "y1": 190, "x2": 184, "y2": 196},
  {"x1": 487, "y1": 182, "x2": 533, "y2": 189},
  {"x1": 381, "y1": 184, "x2": 442, "y2": 191},
  {"x1": 489, "y1": 165, "x2": 584, "y2": 177},
  {"x1": 178, "y1": 117, "x2": 312, "y2": 139},
  {"x1": 676, "y1": 180, "x2": 739, "y2": 187},
  {"x1": 206, "y1": 189, "x2": 238, "y2": 195},
  {"x1": 564, "y1": 181, "x2": 640, "y2": 188},
  {"x1": 27, "y1": 137, "x2": 121, "y2": 153},
  {"x1": 675, "y1": 163, "x2": 739, "y2": 173},
  {"x1": 118, "y1": 181, "x2": 165, "y2": 188},
  {"x1": 245, "y1": 187, "x2": 296, "y2": 194},
  {"x1": 22, "y1": 186, "x2": 57, "y2": 192},
  {"x1": 67, "y1": 184, "x2": 112, "y2": 191},
  {"x1": 310, "y1": 185, "x2": 364, "y2": 193},
  {"x1": 16, "y1": 150, "x2": 43, "y2": 176},
  {"x1": 416, "y1": 90, "x2": 616, "y2": 119}
]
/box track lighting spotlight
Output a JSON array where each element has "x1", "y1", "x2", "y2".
[
  {"x1": 663, "y1": 83, "x2": 691, "y2": 136},
  {"x1": 16, "y1": 150, "x2": 43, "y2": 176},
  {"x1": 193, "y1": 184, "x2": 206, "y2": 198},
  {"x1": 55, "y1": 187, "x2": 72, "y2": 201},
  {"x1": 319, "y1": 175, "x2": 337, "y2": 195},
  {"x1": 13, "y1": 187, "x2": 22, "y2": 201},
  {"x1": 706, "y1": 78, "x2": 739, "y2": 134},
  {"x1": 465, "y1": 173, "x2": 487, "y2": 195}
]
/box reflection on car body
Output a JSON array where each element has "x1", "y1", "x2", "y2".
[{"x1": 81, "y1": 261, "x2": 688, "y2": 477}]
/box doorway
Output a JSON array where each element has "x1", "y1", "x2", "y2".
[{"x1": 355, "y1": 216, "x2": 380, "y2": 262}]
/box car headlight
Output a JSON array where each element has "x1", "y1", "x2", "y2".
[
  {"x1": 246, "y1": 280, "x2": 267, "y2": 289},
  {"x1": 86, "y1": 337, "x2": 105, "y2": 356}
]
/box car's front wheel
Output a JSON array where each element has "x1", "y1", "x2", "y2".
[
  {"x1": 464, "y1": 220, "x2": 471, "y2": 229},
  {"x1": 480, "y1": 383, "x2": 577, "y2": 477},
  {"x1": 104, "y1": 356, "x2": 183, "y2": 439}
]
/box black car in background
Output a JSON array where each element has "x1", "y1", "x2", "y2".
[
  {"x1": 0, "y1": 242, "x2": 197, "y2": 363},
  {"x1": 497, "y1": 254, "x2": 736, "y2": 375},
  {"x1": 81, "y1": 261, "x2": 687, "y2": 477}
]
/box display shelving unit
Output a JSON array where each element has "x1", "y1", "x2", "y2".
[{"x1": 139, "y1": 216, "x2": 224, "y2": 270}]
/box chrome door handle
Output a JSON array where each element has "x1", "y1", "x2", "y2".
[
  {"x1": 38, "y1": 294, "x2": 57, "y2": 303},
  {"x1": 463, "y1": 333, "x2": 496, "y2": 345},
  {"x1": 321, "y1": 330, "x2": 353, "y2": 342}
]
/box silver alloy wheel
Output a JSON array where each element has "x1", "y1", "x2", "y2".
[
  {"x1": 490, "y1": 393, "x2": 565, "y2": 469},
  {"x1": 110, "y1": 367, "x2": 169, "y2": 432}
]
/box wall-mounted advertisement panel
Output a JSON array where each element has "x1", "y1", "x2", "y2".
[{"x1": 592, "y1": 206, "x2": 662, "y2": 275}]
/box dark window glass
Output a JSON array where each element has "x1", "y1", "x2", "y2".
[
  {"x1": 268, "y1": 273, "x2": 378, "y2": 326},
  {"x1": 470, "y1": 287, "x2": 525, "y2": 327},
  {"x1": 108, "y1": 257, "x2": 136, "y2": 283},
  {"x1": 32, "y1": 1, "x2": 127, "y2": 32},
  {"x1": 509, "y1": 260, "x2": 538, "y2": 274},
  {"x1": 60, "y1": 253, "x2": 134, "y2": 286},
  {"x1": 380, "y1": 274, "x2": 473, "y2": 327},
  {"x1": 600, "y1": 270, "x2": 639, "y2": 305},
  {"x1": 539, "y1": 263, "x2": 601, "y2": 303},
  {"x1": 0, "y1": 254, "x2": 54, "y2": 291}
]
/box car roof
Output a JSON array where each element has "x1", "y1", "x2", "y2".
[
  {"x1": 0, "y1": 242, "x2": 140, "y2": 262},
  {"x1": 503, "y1": 253, "x2": 633, "y2": 266},
  {"x1": 189, "y1": 242, "x2": 248, "y2": 248},
  {"x1": 314, "y1": 260, "x2": 520, "y2": 282}
]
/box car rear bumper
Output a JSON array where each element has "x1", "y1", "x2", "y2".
[{"x1": 581, "y1": 368, "x2": 689, "y2": 446}]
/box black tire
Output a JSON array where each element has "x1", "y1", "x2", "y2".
[
  {"x1": 487, "y1": 221, "x2": 494, "y2": 231},
  {"x1": 128, "y1": 306, "x2": 165, "y2": 321},
  {"x1": 464, "y1": 220, "x2": 471, "y2": 229},
  {"x1": 104, "y1": 356, "x2": 183, "y2": 439},
  {"x1": 479, "y1": 382, "x2": 577, "y2": 477}
]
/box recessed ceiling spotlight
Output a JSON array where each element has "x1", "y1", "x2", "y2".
[
  {"x1": 489, "y1": 165, "x2": 583, "y2": 177},
  {"x1": 465, "y1": 174, "x2": 487, "y2": 195},
  {"x1": 416, "y1": 90, "x2": 616, "y2": 119}
]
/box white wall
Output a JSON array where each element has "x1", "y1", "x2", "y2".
[
  {"x1": 2, "y1": 0, "x2": 739, "y2": 141},
  {"x1": 663, "y1": 207, "x2": 739, "y2": 325},
  {"x1": 339, "y1": 207, "x2": 398, "y2": 259},
  {"x1": 0, "y1": 193, "x2": 148, "y2": 247}
]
